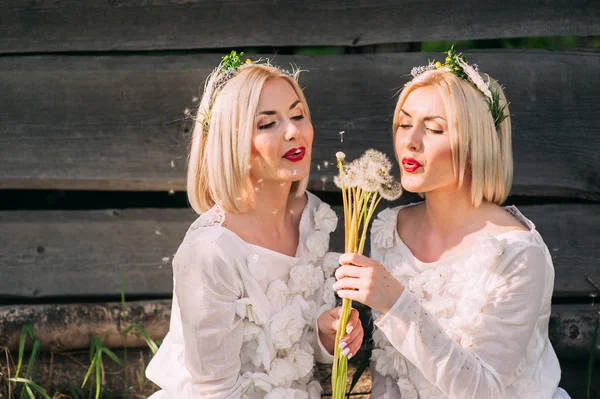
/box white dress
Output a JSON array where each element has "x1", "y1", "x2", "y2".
[
  {"x1": 146, "y1": 192, "x2": 340, "y2": 399},
  {"x1": 369, "y1": 203, "x2": 570, "y2": 399}
]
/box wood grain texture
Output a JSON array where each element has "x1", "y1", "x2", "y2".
[
  {"x1": 1, "y1": 50, "x2": 599, "y2": 199},
  {"x1": 0, "y1": 203, "x2": 598, "y2": 299},
  {"x1": 0, "y1": 300, "x2": 597, "y2": 361},
  {"x1": 1, "y1": 1, "x2": 599, "y2": 53}
]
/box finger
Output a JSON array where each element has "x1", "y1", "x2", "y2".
[
  {"x1": 334, "y1": 265, "x2": 363, "y2": 281},
  {"x1": 339, "y1": 253, "x2": 375, "y2": 267},
  {"x1": 340, "y1": 324, "x2": 364, "y2": 359},
  {"x1": 336, "y1": 288, "x2": 362, "y2": 303},
  {"x1": 332, "y1": 277, "x2": 363, "y2": 292}
]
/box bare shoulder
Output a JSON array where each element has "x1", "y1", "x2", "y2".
[
  {"x1": 396, "y1": 202, "x2": 425, "y2": 234},
  {"x1": 481, "y1": 202, "x2": 530, "y2": 235}
]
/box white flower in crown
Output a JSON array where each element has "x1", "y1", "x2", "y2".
[
  {"x1": 456, "y1": 58, "x2": 493, "y2": 101},
  {"x1": 266, "y1": 279, "x2": 290, "y2": 312},
  {"x1": 268, "y1": 357, "x2": 298, "y2": 387},
  {"x1": 372, "y1": 345, "x2": 408, "y2": 379},
  {"x1": 270, "y1": 301, "x2": 306, "y2": 350},
  {"x1": 322, "y1": 277, "x2": 337, "y2": 309},
  {"x1": 265, "y1": 387, "x2": 309, "y2": 399},
  {"x1": 321, "y1": 251, "x2": 340, "y2": 277},
  {"x1": 305, "y1": 230, "x2": 330, "y2": 262},
  {"x1": 235, "y1": 297, "x2": 268, "y2": 325},
  {"x1": 289, "y1": 263, "x2": 323, "y2": 296},
  {"x1": 313, "y1": 202, "x2": 338, "y2": 233},
  {"x1": 371, "y1": 208, "x2": 398, "y2": 249}
]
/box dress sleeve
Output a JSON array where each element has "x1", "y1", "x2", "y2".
[
  {"x1": 173, "y1": 236, "x2": 245, "y2": 398},
  {"x1": 374, "y1": 243, "x2": 551, "y2": 399}
]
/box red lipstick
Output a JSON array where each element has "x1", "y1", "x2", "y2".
[
  {"x1": 282, "y1": 146, "x2": 306, "y2": 162},
  {"x1": 402, "y1": 157, "x2": 421, "y2": 172}
]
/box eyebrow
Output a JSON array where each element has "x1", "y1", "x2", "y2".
[
  {"x1": 257, "y1": 100, "x2": 302, "y2": 116},
  {"x1": 400, "y1": 109, "x2": 446, "y2": 122}
]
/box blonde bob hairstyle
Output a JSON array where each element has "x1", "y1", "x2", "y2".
[
  {"x1": 393, "y1": 69, "x2": 512, "y2": 207},
  {"x1": 187, "y1": 61, "x2": 310, "y2": 215}
]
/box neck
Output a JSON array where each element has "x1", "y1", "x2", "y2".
[
  {"x1": 234, "y1": 179, "x2": 297, "y2": 231},
  {"x1": 421, "y1": 183, "x2": 478, "y2": 238}
]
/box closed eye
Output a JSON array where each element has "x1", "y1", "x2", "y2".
[
  {"x1": 400, "y1": 124, "x2": 412, "y2": 129},
  {"x1": 258, "y1": 121, "x2": 276, "y2": 130},
  {"x1": 426, "y1": 128, "x2": 443, "y2": 134},
  {"x1": 291, "y1": 114, "x2": 304, "y2": 121}
]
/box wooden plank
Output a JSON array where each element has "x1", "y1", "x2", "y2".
[
  {"x1": 0, "y1": 300, "x2": 171, "y2": 352},
  {"x1": 1, "y1": 51, "x2": 599, "y2": 199},
  {"x1": 0, "y1": 203, "x2": 598, "y2": 299},
  {"x1": 1, "y1": 1, "x2": 599, "y2": 53}
]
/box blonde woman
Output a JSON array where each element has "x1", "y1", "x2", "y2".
[
  {"x1": 146, "y1": 53, "x2": 364, "y2": 398},
  {"x1": 333, "y1": 49, "x2": 569, "y2": 398}
]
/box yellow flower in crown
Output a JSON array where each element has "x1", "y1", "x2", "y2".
[{"x1": 246, "y1": 58, "x2": 252, "y2": 64}]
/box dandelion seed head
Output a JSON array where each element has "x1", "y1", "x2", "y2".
[{"x1": 336, "y1": 151, "x2": 346, "y2": 161}]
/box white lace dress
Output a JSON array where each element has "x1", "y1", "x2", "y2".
[
  {"x1": 369, "y1": 203, "x2": 569, "y2": 399},
  {"x1": 146, "y1": 192, "x2": 340, "y2": 399}
]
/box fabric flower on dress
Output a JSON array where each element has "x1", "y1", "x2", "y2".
[
  {"x1": 306, "y1": 230, "x2": 330, "y2": 262},
  {"x1": 292, "y1": 295, "x2": 318, "y2": 325},
  {"x1": 241, "y1": 321, "x2": 271, "y2": 370},
  {"x1": 268, "y1": 357, "x2": 298, "y2": 387},
  {"x1": 307, "y1": 380, "x2": 322, "y2": 399},
  {"x1": 266, "y1": 279, "x2": 290, "y2": 312},
  {"x1": 372, "y1": 345, "x2": 408, "y2": 379},
  {"x1": 322, "y1": 277, "x2": 337, "y2": 309},
  {"x1": 322, "y1": 251, "x2": 341, "y2": 277},
  {"x1": 235, "y1": 297, "x2": 268, "y2": 325},
  {"x1": 371, "y1": 208, "x2": 398, "y2": 249},
  {"x1": 313, "y1": 203, "x2": 338, "y2": 233},
  {"x1": 265, "y1": 387, "x2": 309, "y2": 399},
  {"x1": 240, "y1": 371, "x2": 273, "y2": 393},
  {"x1": 287, "y1": 344, "x2": 314, "y2": 380},
  {"x1": 397, "y1": 377, "x2": 419, "y2": 399},
  {"x1": 289, "y1": 264, "x2": 323, "y2": 296},
  {"x1": 270, "y1": 300, "x2": 306, "y2": 350}
]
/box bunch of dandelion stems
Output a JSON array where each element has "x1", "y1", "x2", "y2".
[{"x1": 331, "y1": 160, "x2": 383, "y2": 398}]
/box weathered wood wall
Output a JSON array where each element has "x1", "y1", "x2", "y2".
[{"x1": 1, "y1": 0, "x2": 599, "y2": 397}]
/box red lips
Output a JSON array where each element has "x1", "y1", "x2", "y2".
[
  {"x1": 282, "y1": 146, "x2": 306, "y2": 162},
  {"x1": 402, "y1": 157, "x2": 422, "y2": 173}
]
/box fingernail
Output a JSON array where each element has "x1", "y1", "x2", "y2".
[
  {"x1": 342, "y1": 347, "x2": 350, "y2": 357},
  {"x1": 348, "y1": 352, "x2": 354, "y2": 359},
  {"x1": 346, "y1": 325, "x2": 354, "y2": 334},
  {"x1": 338, "y1": 341, "x2": 347, "y2": 350}
]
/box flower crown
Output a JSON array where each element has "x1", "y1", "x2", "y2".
[
  {"x1": 410, "y1": 46, "x2": 509, "y2": 128},
  {"x1": 193, "y1": 51, "x2": 297, "y2": 133}
]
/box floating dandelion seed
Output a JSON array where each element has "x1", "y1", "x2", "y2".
[
  {"x1": 289, "y1": 209, "x2": 295, "y2": 215},
  {"x1": 339, "y1": 131, "x2": 345, "y2": 143},
  {"x1": 280, "y1": 182, "x2": 286, "y2": 186},
  {"x1": 162, "y1": 257, "x2": 170, "y2": 263},
  {"x1": 184, "y1": 108, "x2": 191, "y2": 117},
  {"x1": 170, "y1": 160, "x2": 175, "y2": 168},
  {"x1": 168, "y1": 190, "x2": 175, "y2": 195},
  {"x1": 192, "y1": 96, "x2": 199, "y2": 102},
  {"x1": 320, "y1": 175, "x2": 328, "y2": 190},
  {"x1": 323, "y1": 161, "x2": 329, "y2": 168},
  {"x1": 317, "y1": 164, "x2": 321, "y2": 171},
  {"x1": 272, "y1": 209, "x2": 279, "y2": 215},
  {"x1": 591, "y1": 293, "x2": 597, "y2": 305},
  {"x1": 155, "y1": 230, "x2": 162, "y2": 235},
  {"x1": 254, "y1": 186, "x2": 260, "y2": 192},
  {"x1": 257, "y1": 178, "x2": 263, "y2": 184}
]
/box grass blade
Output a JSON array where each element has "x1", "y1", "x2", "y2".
[
  {"x1": 102, "y1": 348, "x2": 123, "y2": 366},
  {"x1": 9, "y1": 378, "x2": 52, "y2": 399},
  {"x1": 124, "y1": 324, "x2": 159, "y2": 354},
  {"x1": 24, "y1": 384, "x2": 35, "y2": 399},
  {"x1": 24, "y1": 339, "x2": 40, "y2": 379},
  {"x1": 95, "y1": 351, "x2": 102, "y2": 399},
  {"x1": 15, "y1": 325, "x2": 35, "y2": 379},
  {"x1": 347, "y1": 346, "x2": 372, "y2": 397},
  {"x1": 587, "y1": 320, "x2": 599, "y2": 399}
]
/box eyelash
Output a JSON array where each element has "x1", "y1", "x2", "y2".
[
  {"x1": 258, "y1": 114, "x2": 304, "y2": 130},
  {"x1": 399, "y1": 124, "x2": 443, "y2": 134}
]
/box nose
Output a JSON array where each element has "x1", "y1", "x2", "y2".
[
  {"x1": 285, "y1": 119, "x2": 300, "y2": 141},
  {"x1": 403, "y1": 125, "x2": 422, "y2": 152}
]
